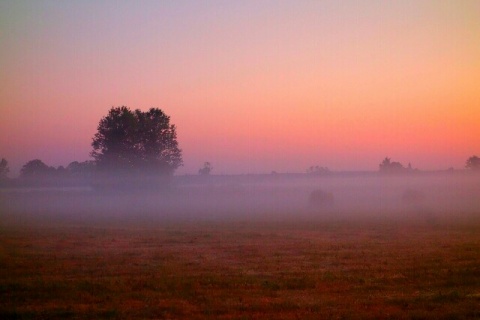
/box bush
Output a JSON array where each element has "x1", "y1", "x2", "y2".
[
  {"x1": 308, "y1": 189, "x2": 334, "y2": 209},
  {"x1": 401, "y1": 188, "x2": 425, "y2": 205}
]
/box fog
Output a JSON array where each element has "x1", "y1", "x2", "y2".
[{"x1": 1, "y1": 172, "x2": 479, "y2": 226}]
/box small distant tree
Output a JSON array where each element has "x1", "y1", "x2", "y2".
[
  {"x1": 465, "y1": 155, "x2": 480, "y2": 171},
  {"x1": 379, "y1": 157, "x2": 405, "y2": 174},
  {"x1": 0, "y1": 158, "x2": 9, "y2": 181},
  {"x1": 198, "y1": 162, "x2": 213, "y2": 175}
]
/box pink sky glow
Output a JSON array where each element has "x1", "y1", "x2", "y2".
[{"x1": 1, "y1": 1, "x2": 479, "y2": 176}]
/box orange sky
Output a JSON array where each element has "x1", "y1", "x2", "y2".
[{"x1": 1, "y1": 1, "x2": 479, "y2": 175}]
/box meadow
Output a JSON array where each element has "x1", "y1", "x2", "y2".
[{"x1": 1, "y1": 174, "x2": 480, "y2": 319}]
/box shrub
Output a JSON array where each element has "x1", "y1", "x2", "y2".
[
  {"x1": 401, "y1": 188, "x2": 425, "y2": 205},
  {"x1": 308, "y1": 189, "x2": 334, "y2": 208}
]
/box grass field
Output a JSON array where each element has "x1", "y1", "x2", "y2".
[{"x1": 1, "y1": 213, "x2": 480, "y2": 319}]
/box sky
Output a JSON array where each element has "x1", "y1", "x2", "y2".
[{"x1": 1, "y1": 0, "x2": 479, "y2": 176}]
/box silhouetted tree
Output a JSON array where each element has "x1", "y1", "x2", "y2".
[
  {"x1": 198, "y1": 162, "x2": 212, "y2": 175},
  {"x1": 91, "y1": 107, "x2": 182, "y2": 176},
  {"x1": 0, "y1": 158, "x2": 9, "y2": 183},
  {"x1": 465, "y1": 155, "x2": 480, "y2": 171},
  {"x1": 20, "y1": 159, "x2": 55, "y2": 179},
  {"x1": 379, "y1": 157, "x2": 405, "y2": 174}
]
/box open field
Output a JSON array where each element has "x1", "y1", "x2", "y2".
[
  {"x1": 1, "y1": 174, "x2": 479, "y2": 319},
  {"x1": 1, "y1": 214, "x2": 480, "y2": 319}
]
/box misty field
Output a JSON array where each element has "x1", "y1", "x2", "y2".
[
  {"x1": 1, "y1": 175, "x2": 480, "y2": 319},
  {"x1": 1, "y1": 216, "x2": 480, "y2": 319}
]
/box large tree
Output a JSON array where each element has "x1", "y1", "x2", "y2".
[{"x1": 91, "y1": 107, "x2": 182, "y2": 176}]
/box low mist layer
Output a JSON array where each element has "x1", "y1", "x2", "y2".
[{"x1": 2, "y1": 172, "x2": 479, "y2": 226}]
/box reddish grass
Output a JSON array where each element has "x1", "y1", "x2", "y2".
[{"x1": 1, "y1": 217, "x2": 480, "y2": 319}]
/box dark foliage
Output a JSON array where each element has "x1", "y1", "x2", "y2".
[{"x1": 91, "y1": 107, "x2": 182, "y2": 176}]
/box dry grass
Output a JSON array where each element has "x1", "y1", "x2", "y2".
[{"x1": 1, "y1": 216, "x2": 480, "y2": 319}]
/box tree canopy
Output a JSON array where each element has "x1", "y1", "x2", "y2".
[{"x1": 91, "y1": 107, "x2": 182, "y2": 176}]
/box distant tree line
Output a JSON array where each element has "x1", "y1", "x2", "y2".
[
  {"x1": 14, "y1": 159, "x2": 95, "y2": 187},
  {"x1": 1, "y1": 153, "x2": 479, "y2": 188},
  {"x1": 378, "y1": 156, "x2": 480, "y2": 174},
  {"x1": 1, "y1": 104, "x2": 480, "y2": 189}
]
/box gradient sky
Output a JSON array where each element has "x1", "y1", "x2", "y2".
[{"x1": 1, "y1": 0, "x2": 479, "y2": 175}]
